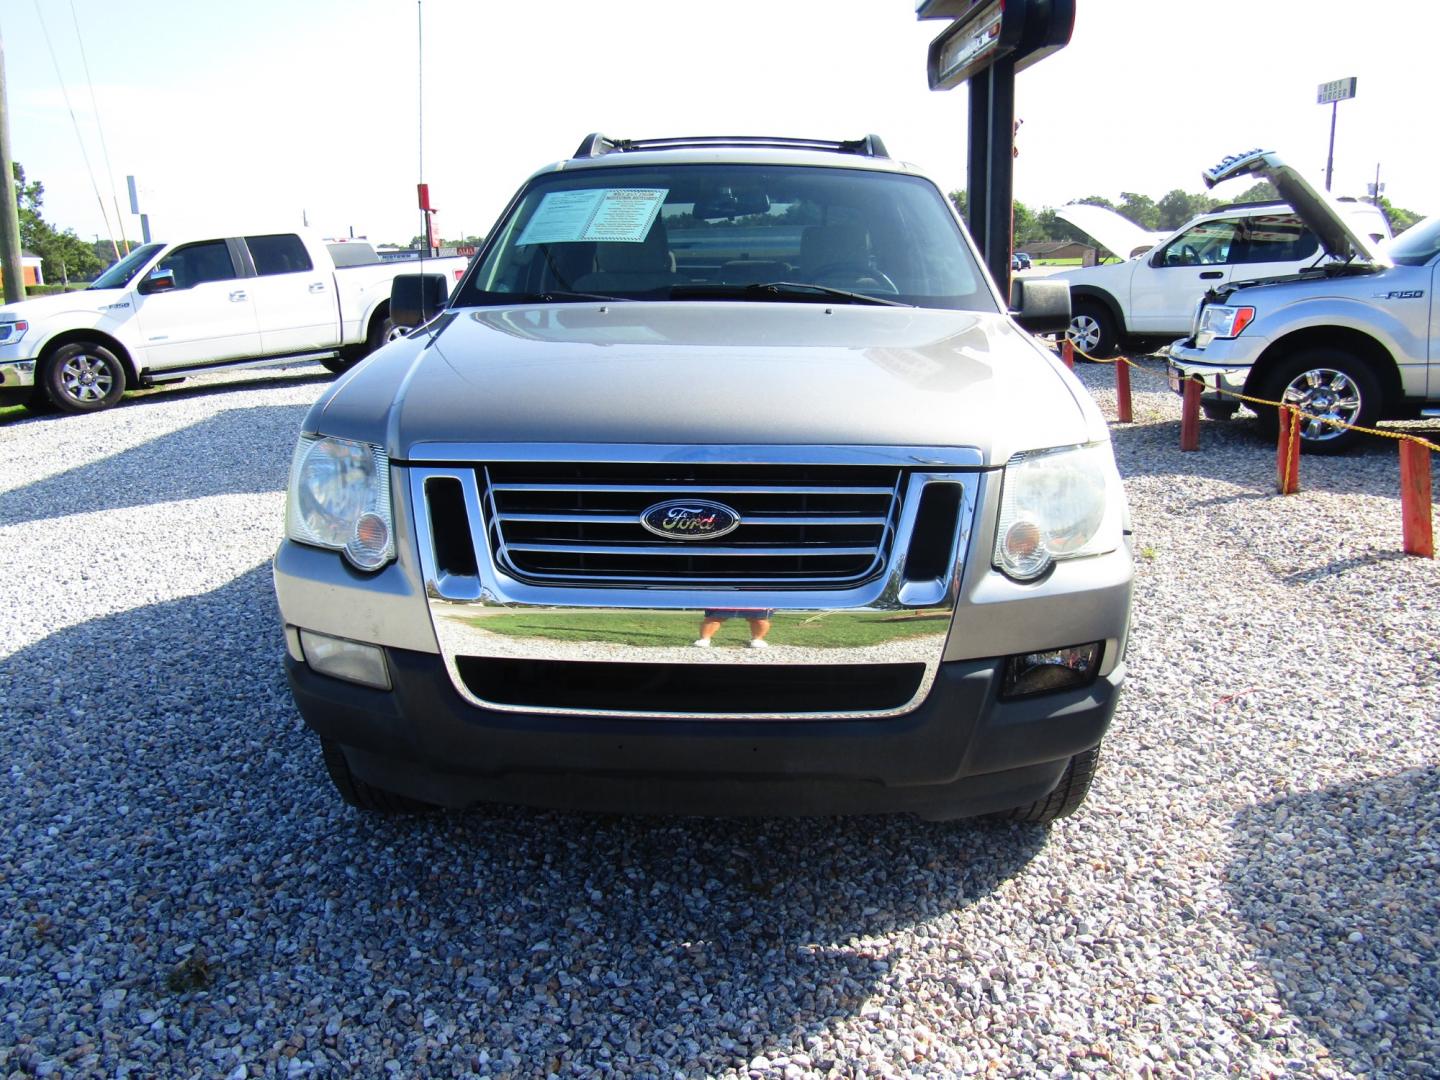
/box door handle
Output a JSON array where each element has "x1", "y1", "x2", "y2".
[
  {"x1": 229, "y1": 290, "x2": 248, "y2": 301},
  {"x1": 1199, "y1": 271, "x2": 1224, "y2": 280},
  {"x1": 308, "y1": 282, "x2": 327, "y2": 293}
]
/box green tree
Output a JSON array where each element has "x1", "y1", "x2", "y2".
[
  {"x1": 1157, "y1": 189, "x2": 1218, "y2": 230},
  {"x1": 1234, "y1": 180, "x2": 1279, "y2": 203},
  {"x1": 1116, "y1": 192, "x2": 1160, "y2": 230},
  {"x1": 1376, "y1": 197, "x2": 1421, "y2": 235},
  {"x1": 13, "y1": 164, "x2": 103, "y2": 283}
]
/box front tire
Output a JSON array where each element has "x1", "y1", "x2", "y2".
[
  {"x1": 1257, "y1": 348, "x2": 1381, "y2": 454},
  {"x1": 1066, "y1": 300, "x2": 1119, "y2": 359},
  {"x1": 319, "y1": 737, "x2": 434, "y2": 813},
  {"x1": 43, "y1": 342, "x2": 127, "y2": 414},
  {"x1": 1002, "y1": 747, "x2": 1100, "y2": 824}
]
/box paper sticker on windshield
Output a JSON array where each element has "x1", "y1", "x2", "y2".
[{"x1": 517, "y1": 188, "x2": 668, "y2": 246}]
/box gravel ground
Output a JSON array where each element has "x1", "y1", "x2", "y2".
[{"x1": 0, "y1": 358, "x2": 1437, "y2": 1079}]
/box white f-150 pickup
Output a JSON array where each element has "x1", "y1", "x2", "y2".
[{"x1": 0, "y1": 231, "x2": 467, "y2": 414}]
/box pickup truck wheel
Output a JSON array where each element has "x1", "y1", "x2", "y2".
[
  {"x1": 320, "y1": 356, "x2": 356, "y2": 375},
  {"x1": 1002, "y1": 747, "x2": 1100, "y2": 824},
  {"x1": 1066, "y1": 302, "x2": 1119, "y2": 359},
  {"x1": 43, "y1": 342, "x2": 127, "y2": 414},
  {"x1": 320, "y1": 737, "x2": 435, "y2": 813},
  {"x1": 1257, "y1": 349, "x2": 1381, "y2": 454}
]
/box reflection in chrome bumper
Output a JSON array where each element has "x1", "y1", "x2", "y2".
[
  {"x1": 0, "y1": 359, "x2": 36, "y2": 390},
  {"x1": 407, "y1": 449, "x2": 984, "y2": 721}
]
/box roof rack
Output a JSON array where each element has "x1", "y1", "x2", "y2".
[
  {"x1": 1210, "y1": 199, "x2": 1288, "y2": 213},
  {"x1": 572, "y1": 134, "x2": 890, "y2": 160}
]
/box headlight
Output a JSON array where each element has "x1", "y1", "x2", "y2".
[
  {"x1": 0, "y1": 319, "x2": 29, "y2": 345},
  {"x1": 1195, "y1": 304, "x2": 1254, "y2": 346},
  {"x1": 285, "y1": 435, "x2": 395, "y2": 570},
  {"x1": 993, "y1": 442, "x2": 1125, "y2": 582}
]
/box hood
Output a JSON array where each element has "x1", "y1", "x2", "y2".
[
  {"x1": 316, "y1": 302, "x2": 1098, "y2": 466},
  {"x1": 0, "y1": 288, "x2": 126, "y2": 320},
  {"x1": 1203, "y1": 149, "x2": 1386, "y2": 264},
  {"x1": 1055, "y1": 204, "x2": 1167, "y2": 260}
]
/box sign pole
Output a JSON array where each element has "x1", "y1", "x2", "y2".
[{"x1": 1325, "y1": 100, "x2": 1337, "y2": 191}]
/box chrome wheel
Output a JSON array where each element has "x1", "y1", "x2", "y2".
[
  {"x1": 59, "y1": 352, "x2": 116, "y2": 403},
  {"x1": 385, "y1": 323, "x2": 410, "y2": 343},
  {"x1": 1067, "y1": 313, "x2": 1101, "y2": 353},
  {"x1": 1281, "y1": 367, "x2": 1363, "y2": 443}
]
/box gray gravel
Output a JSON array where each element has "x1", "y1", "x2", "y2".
[{"x1": 1, "y1": 357, "x2": 1437, "y2": 1079}]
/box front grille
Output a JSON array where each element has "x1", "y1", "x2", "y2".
[{"x1": 475, "y1": 461, "x2": 904, "y2": 587}]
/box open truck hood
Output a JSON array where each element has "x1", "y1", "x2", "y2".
[
  {"x1": 1054, "y1": 204, "x2": 1167, "y2": 260},
  {"x1": 1203, "y1": 149, "x2": 1388, "y2": 265}
]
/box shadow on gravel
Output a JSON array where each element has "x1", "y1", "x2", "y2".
[
  {"x1": 0, "y1": 367, "x2": 330, "y2": 429},
  {"x1": 0, "y1": 564, "x2": 1048, "y2": 1077},
  {"x1": 1226, "y1": 768, "x2": 1440, "y2": 1076},
  {"x1": 0, "y1": 403, "x2": 309, "y2": 526}
]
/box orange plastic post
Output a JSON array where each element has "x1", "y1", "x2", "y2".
[
  {"x1": 1061, "y1": 338, "x2": 1075, "y2": 369},
  {"x1": 1276, "y1": 406, "x2": 1301, "y2": 494},
  {"x1": 1115, "y1": 358, "x2": 1133, "y2": 423},
  {"x1": 1400, "y1": 440, "x2": 1434, "y2": 558},
  {"x1": 1179, "y1": 377, "x2": 1201, "y2": 451}
]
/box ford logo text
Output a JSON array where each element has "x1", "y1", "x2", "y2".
[{"x1": 640, "y1": 500, "x2": 741, "y2": 541}]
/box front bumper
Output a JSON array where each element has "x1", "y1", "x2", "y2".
[
  {"x1": 287, "y1": 647, "x2": 1124, "y2": 819},
  {"x1": 0, "y1": 358, "x2": 36, "y2": 406},
  {"x1": 1166, "y1": 337, "x2": 1267, "y2": 401}
]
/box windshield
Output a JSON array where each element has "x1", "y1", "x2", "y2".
[
  {"x1": 89, "y1": 243, "x2": 165, "y2": 290},
  {"x1": 458, "y1": 163, "x2": 995, "y2": 311},
  {"x1": 1386, "y1": 216, "x2": 1440, "y2": 267}
]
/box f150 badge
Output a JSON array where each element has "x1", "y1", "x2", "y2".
[
  {"x1": 641, "y1": 500, "x2": 741, "y2": 540},
  {"x1": 1372, "y1": 290, "x2": 1424, "y2": 300}
]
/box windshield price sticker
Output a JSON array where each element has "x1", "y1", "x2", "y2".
[{"x1": 518, "y1": 188, "x2": 669, "y2": 245}]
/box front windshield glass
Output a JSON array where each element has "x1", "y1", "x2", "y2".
[
  {"x1": 1386, "y1": 216, "x2": 1440, "y2": 266},
  {"x1": 459, "y1": 163, "x2": 995, "y2": 311},
  {"x1": 89, "y1": 243, "x2": 165, "y2": 289}
]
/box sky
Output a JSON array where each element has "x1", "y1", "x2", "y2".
[{"x1": 4, "y1": 0, "x2": 1435, "y2": 249}]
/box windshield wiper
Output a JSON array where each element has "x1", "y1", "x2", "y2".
[
  {"x1": 746, "y1": 281, "x2": 911, "y2": 307},
  {"x1": 670, "y1": 281, "x2": 910, "y2": 307},
  {"x1": 517, "y1": 290, "x2": 634, "y2": 304}
]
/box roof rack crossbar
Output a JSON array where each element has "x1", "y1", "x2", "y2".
[{"x1": 571, "y1": 134, "x2": 889, "y2": 160}]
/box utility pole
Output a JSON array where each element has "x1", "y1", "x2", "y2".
[{"x1": 0, "y1": 31, "x2": 27, "y2": 303}]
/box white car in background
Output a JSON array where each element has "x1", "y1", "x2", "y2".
[{"x1": 1057, "y1": 181, "x2": 1391, "y2": 358}]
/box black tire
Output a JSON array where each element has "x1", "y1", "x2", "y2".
[
  {"x1": 1201, "y1": 401, "x2": 1240, "y2": 422},
  {"x1": 1256, "y1": 347, "x2": 1382, "y2": 455},
  {"x1": 319, "y1": 737, "x2": 434, "y2": 813},
  {"x1": 1002, "y1": 747, "x2": 1100, "y2": 824},
  {"x1": 42, "y1": 341, "x2": 127, "y2": 414},
  {"x1": 1066, "y1": 300, "x2": 1120, "y2": 360},
  {"x1": 320, "y1": 355, "x2": 355, "y2": 375}
]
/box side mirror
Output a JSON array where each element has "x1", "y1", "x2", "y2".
[
  {"x1": 1009, "y1": 277, "x2": 1070, "y2": 335},
  {"x1": 390, "y1": 273, "x2": 450, "y2": 330},
  {"x1": 139, "y1": 268, "x2": 177, "y2": 294}
]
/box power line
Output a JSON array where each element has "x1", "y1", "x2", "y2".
[
  {"x1": 31, "y1": 0, "x2": 118, "y2": 259},
  {"x1": 68, "y1": 0, "x2": 129, "y2": 255}
]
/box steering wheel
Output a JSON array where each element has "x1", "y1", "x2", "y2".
[
  {"x1": 807, "y1": 261, "x2": 900, "y2": 294},
  {"x1": 1179, "y1": 245, "x2": 1200, "y2": 264}
]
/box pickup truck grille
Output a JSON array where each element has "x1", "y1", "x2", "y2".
[{"x1": 471, "y1": 461, "x2": 904, "y2": 587}]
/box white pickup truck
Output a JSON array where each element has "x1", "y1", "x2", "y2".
[{"x1": 0, "y1": 230, "x2": 467, "y2": 414}]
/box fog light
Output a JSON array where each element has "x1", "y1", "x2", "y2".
[
  {"x1": 1001, "y1": 642, "x2": 1102, "y2": 699},
  {"x1": 300, "y1": 630, "x2": 391, "y2": 690}
]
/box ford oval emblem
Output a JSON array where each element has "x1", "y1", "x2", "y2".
[{"x1": 640, "y1": 499, "x2": 741, "y2": 541}]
